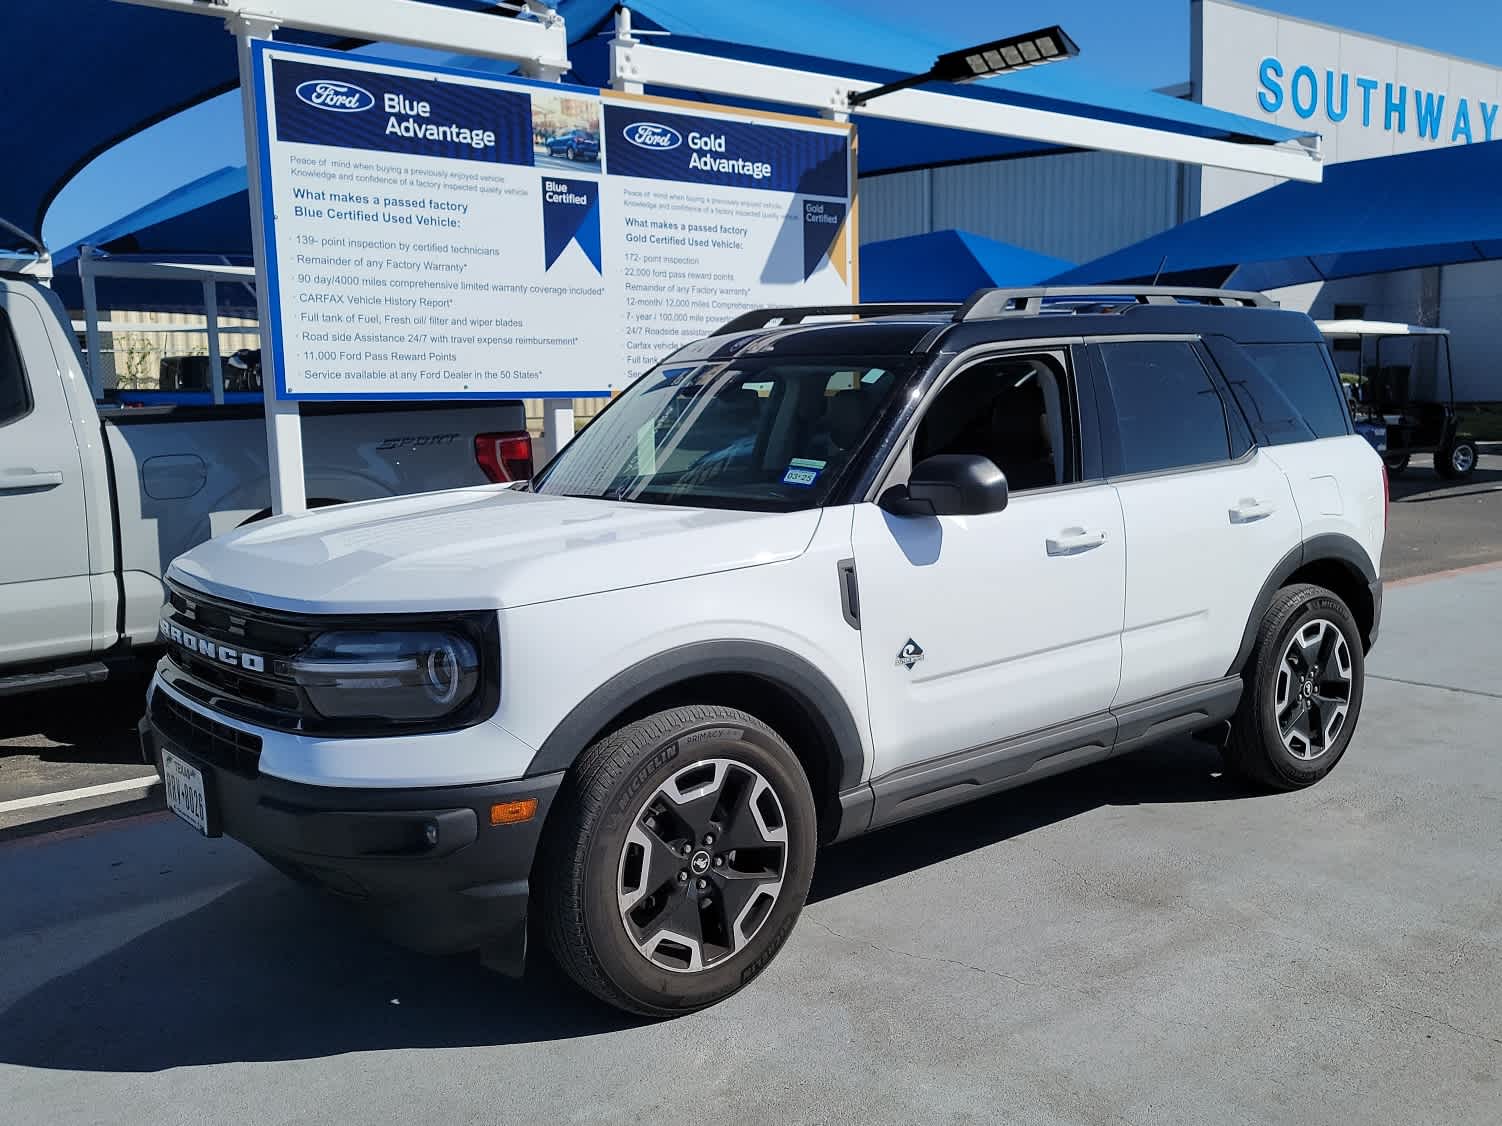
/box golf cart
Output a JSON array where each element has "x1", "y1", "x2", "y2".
[{"x1": 1318, "y1": 320, "x2": 1479, "y2": 480}]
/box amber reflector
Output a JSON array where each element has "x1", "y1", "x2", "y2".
[{"x1": 490, "y1": 798, "x2": 538, "y2": 826}]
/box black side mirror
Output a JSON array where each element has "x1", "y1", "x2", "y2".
[{"x1": 880, "y1": 454, "x2": 1009, "y2": 517}]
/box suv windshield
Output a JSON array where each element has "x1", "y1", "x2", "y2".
[{"x1": 534, "y1": 357, "x2": 914, "y2": 510}]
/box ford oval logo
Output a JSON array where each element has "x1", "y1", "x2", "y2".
[
  {"x1": 295, "y1": 79, "x2": 376, "y2": 113},
  {"x1": 623, "y1": 122, "x2": 682, "y2": 150}
]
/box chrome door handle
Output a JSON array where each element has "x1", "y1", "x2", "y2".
[
  {"x1": 1230, "y1": 498, "x2": 1275, "y2": 524},
  {"x1": 1046, "y1": 527, "x2": 1108, "y2": 556},
  {"x1": 0, "y1": 469, "x2": 64, "y2": 492}
]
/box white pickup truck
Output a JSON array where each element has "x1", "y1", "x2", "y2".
[{"x1": 0, "y1": 268, "x2": 533, "y2": 697}]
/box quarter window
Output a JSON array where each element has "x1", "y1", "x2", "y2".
[
  {"x1": 1241, "y1": 343, "x2": 1350, "y2": 439},
  {"x1": 0, "y1": 310, "x2": 31, "y2": 426},
  {"x1": 1097, "y1": 341, "x2": 1232, "y2": 475}
]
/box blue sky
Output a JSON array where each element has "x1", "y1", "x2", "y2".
[{"x1": 42, "y1": 0, "x2": 1502, "y2": 249}]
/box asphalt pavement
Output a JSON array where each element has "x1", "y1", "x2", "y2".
[
  {"x1": 3, "y1": 565, "x2": 1502, "y2": 1123},
  {"x1": 1382, "y1": 453, "x2": 1502, "y2": 580}
]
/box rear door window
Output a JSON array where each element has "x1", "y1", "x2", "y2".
[
  {"x1": 1095, "y1": 341, "x2": 1232, "y2": 476},
  {"x1": 1240, "y1": 343, "x2": 1351, "y2": 439},
  {"x1": 0, "y1": 310, "x2": 31, "y2": 426}
]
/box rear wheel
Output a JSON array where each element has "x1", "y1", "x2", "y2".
[
  {"x1": 1436, "y1": 439, "x2": 1478, "y2": 480},
  {"x1": 1222, "y1": 584, "x2": 1365, "y2": 791},
  {"x1": 540, "y1": 705, "x2": 817, "y2": 1017},
  {"x1": 1383, "y1": 453, "x2": 1410, "y2": 477}
]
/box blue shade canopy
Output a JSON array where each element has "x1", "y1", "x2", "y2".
[
  {"x1": 1051, "y1": 142, "x2": 1502, "y2": 291},
  {"x1": 54, "y1": 167, "x2": 252, "y2": 260},
  {"x1": 561, "y1": 0, "x2": 1307, "y2": 171},
  {"x1": 48, "y1": 168, "x2": 257, "y2": 315},
  {"x1": 19, "y1": 0, "x2": 1310, "y2": 277},
  {"x1": 0, "y1": 0, "x2": 551, "y2": 243},
  {"x1": 861, "y1": 230, "x2": 1073, "y2": 301}
]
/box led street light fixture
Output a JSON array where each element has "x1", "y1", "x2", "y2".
[
  {"x1": 939, "y1": 27, "x2": 1080, "y2": 82},
  {"x1": 848, "y1": 25, "x2": 1080, "y2": 107}
]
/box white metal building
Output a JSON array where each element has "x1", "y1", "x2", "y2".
[{"x1": 860, "y1": 0, "x2": 1502, "y2": 398}]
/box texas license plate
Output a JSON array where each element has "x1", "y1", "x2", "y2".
[{"x1": 162, "y1": 749, "x2": 210, "y2": 836}]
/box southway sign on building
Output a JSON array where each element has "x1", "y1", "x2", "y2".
[
  {"x1": 1193, "y1": 0, "x2": 1502, "y2": 211},
  {"x1": 1255, "y1": 58, "x2": 1500, "y2": 144}
]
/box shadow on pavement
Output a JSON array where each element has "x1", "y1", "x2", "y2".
[
  {"x1": 812, "y1": 736, "x2": 1252, "y2": 903},
  {"x1": 0, "y1": 872, "x2": 640, "y2": 1070},
  {"x1": 0, "y1": 676, "x2": 150, "y2": 765},
  {"x1": 1388, "y1": 464, "x2": 1502, "y2": 503},
  {"x1": 0, "y1": 737, "x2": 1251, "y2": 1070}
]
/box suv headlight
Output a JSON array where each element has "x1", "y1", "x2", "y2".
[{"x1": 289, "y1": 630, "x2": 482, "y2": 722}]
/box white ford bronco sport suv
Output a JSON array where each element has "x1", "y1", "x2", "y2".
[{"x1": 143, "y1": 286, "x2": 1386, "y2": 1016}]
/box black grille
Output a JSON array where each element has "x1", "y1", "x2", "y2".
[
  {"x1": 152, "y1": 690, "x2": 263, "y2": 777},
  {"x1": 159, "y1": 578, "x2": 500, "y2": 737},
  {"x1": 171, "y1": 648, "x2": 302, "y2": 714},
  {"x1": 161, "y1": 580, "x2": 314, "y2": 730}
]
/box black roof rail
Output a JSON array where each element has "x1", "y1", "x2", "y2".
[
  {"x1": 712, "y1": 302, "x2": 959, "y2": 336},
  {"x1": 955, "y1": 286, "x2": 1275, "y2": 321}
]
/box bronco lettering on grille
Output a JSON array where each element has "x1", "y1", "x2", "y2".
[{"x1": 160, "y1": 619, "x2": 267, "y2": 673}]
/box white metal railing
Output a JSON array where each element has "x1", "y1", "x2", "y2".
[{"x1": 76, "y1": 247, "x2": 259, "y2": 404}]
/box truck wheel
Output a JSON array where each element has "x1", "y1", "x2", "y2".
[
  {"x1": 1222, "y1": 584, "x2": 1365, "y2": 792},
  {"x1": 1383, "y1": 453, "x2": 1409, "y2": 477},
  {"x1": 540, "y1": 705, "x2": 817, "y2": 1017},
  {"x1": 1435, "y1": 440, "x2": 1478, "y2": 480}
]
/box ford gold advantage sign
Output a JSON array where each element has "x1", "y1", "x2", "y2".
[{"x1": 250, "y1": 43, "x2": 855, "y2": 399}]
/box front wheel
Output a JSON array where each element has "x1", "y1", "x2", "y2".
[
  {"x1": 1222, "y1": 583, "x2": 1365, "y2": 791},
  {"x1": 1436, "y1": 439, "x2": 1478, "y2": 480},
  {"x1": 540, "y1": 705, "x2": 817, "y2": 1017}
]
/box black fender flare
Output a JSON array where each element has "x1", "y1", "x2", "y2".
[
  {"x1": 524, "y1": 640, "x2": 867, "y2": 796},
  {"x1": 1228, "y1": 533, "x2": 1379, "y2": 676}
]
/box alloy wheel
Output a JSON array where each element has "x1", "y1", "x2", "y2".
[
  {"x1": 616, "y1": 758, "x2": 788, "y2": 973},
  {"x1": 1452, "y1": 444, "x2": 1477, "y2": 474},
  {"x1": 1273, "y1": 618, "x2": 1353, "y2": 761}
]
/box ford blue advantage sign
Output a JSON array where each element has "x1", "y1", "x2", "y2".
[
  {"x1": 252, "y1": 42, "x2": 854, "y2": 400},
  {"x1": 271, "y1": 57, "x2": 533, "y2": 165},
  {"x1": 603, "y1": 103, "x2": 849, "y2": 198}
]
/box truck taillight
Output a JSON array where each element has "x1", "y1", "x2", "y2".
[
  {"x1": 475, "y1": 431, "x2": 533, "y2": 483},
  {"x1": 1382, "y1": 464, "x2": 1390, "y2": 530}
]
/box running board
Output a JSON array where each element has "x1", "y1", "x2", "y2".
[
  {"x1": 857, "y1": 677, "x2": 1243, "y2": 834},
  {"x1": 0, "y1": 660, "x2": 113, "y2": 698}
]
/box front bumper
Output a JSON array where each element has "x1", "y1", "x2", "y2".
[{"x1": 140, "y1": 707, "x2": 563, "y2": 973}]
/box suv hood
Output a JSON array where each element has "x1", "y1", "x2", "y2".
[{"x1": 169, "y1": 486, "x2": 822, "y2": 614}]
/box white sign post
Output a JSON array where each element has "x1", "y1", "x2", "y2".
[
  {"x1": 234, "y1": 14, "x2": 305, "y2": 514},
  {"x1": 128, "y1": 0, "x2": 574, "y2": 515}
]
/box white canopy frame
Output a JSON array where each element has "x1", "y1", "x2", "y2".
[
  {"x1": 105, "y1": 0, "x2": 1323, "y2": 515},
  {"x1": 606, "y1": 9, "x2": 1323, "y2": 181}
]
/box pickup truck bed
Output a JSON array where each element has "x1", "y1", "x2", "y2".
[{"x1": 0, "y1": 273, "x2": 529, "y2": 691}]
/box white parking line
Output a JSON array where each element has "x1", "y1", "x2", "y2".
[{"x1": 0, "y1": 775, "x2": 160, "y2": 815}]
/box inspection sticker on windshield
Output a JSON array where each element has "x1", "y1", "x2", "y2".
[{"x1": 782, "y1": 458, "x2": 825, "y2": 487}]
